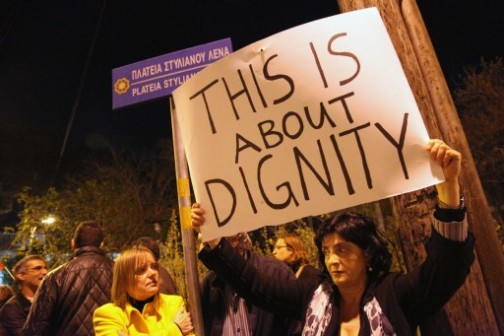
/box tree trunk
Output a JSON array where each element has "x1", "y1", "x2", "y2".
[
  {"x1": 335, "y1": 1, "x2": 502, "y2": 335},
  {"x1": 400, "y1": 2, "x2": 504, "y2": 333}
]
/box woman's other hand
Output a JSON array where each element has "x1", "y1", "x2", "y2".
[
  {"x1": 427, "y1": 139, "x2": 462, "y2": 207},
  {"x1": 174, "y1": 309, "x2": 193, "y2": 335}
]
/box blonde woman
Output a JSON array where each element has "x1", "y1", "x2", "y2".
[
  {"x1": 273, "y1": 233, "x2": 320, "y2": 279},
  {"x1": 93, "y1": 246, "x2": 194, "y2": 336}
]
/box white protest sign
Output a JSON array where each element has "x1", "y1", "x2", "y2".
[{"x1": 172, "y1": 7, "x2": 444, "y2": 241}]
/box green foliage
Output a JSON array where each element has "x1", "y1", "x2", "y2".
[
  {"x1": 12, "y1": 141, "x2": 179, "y2": 267},
  {"x1": 159, "y1": 209, "x2": 208, "y2": 298},
  {"x1": 13, "y1": 187, "x2": 72, "y2": 266},
  {"x1": 455, "y1": 57, "x2": 504, "y2": 186},
  {"x1": 455, "y1": 56, "x2": 504, "y2": 251},
  {"x1": 159, "y1": 210, "x2": 186, "y2": 297}
]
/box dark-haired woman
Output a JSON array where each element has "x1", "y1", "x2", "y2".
[{"x1": 191, "y1": 139, "x2": 475, "y2": 336}]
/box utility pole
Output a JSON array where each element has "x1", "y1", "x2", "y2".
[{"x1": 336, "y1": 0, "x2": 503, "y2": 334}]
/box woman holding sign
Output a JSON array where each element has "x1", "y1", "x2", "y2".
[{"x1": 191, "y1": 139, "x2": 474, "y2": 336}]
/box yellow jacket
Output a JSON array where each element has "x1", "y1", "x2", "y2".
[{"x1": 93, "y1": 294, "x2": 195, "y2": 336}]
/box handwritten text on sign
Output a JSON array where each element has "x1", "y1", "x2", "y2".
[{"x1": 172, "y1": 8, "x2": 443, "y2": 241}]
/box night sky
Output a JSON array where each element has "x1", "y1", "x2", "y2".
[{"x1": 0, "y1": 0, "x2": 503, "y2": 184}]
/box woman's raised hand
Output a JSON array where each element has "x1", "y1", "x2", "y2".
[{"x1": 427, "y1": 139, "x2": 462, "y2": 207}]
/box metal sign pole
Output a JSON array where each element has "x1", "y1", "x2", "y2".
[{"x1": 170, "y1": 96, "x2": 204, "y2": 336}]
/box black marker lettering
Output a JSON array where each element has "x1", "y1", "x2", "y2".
[
  {"x1": 375, "y1": 113, "x2": 409, "y2": 179},
  {"x1": 328, "y1": 92, "x2": 355, "y2": 123},
  {"x1": 327, "y1": 33, "x2": 361, "y2": 86},
  {"x1": 282, "y1": 111, "x2": 304, "y2": 140},
  {"x1": 258, "y1": 120, "x2": 284, "y2": 149},
  {"x1": 293, "y1": 140, "x2": 334, "y2": 200},
  {"x1": 189, "y1": 79, "x2": 219, "y2": 134},
  {"x1": 222, "y1": 69, "x2": 256, "y2": 120},
  {"x1": 339, "y1": 122, "x2": 373, "y2": 189},
  {"x1": 304, "y1": 102, "x2": 337, "y2": 129},
  {"x1": 205, "y1": 179, "x2": 237, "y2": 227},
  {"x1": 329, "y1": 134, "x2": 355, "y2": 195},
  {"x1": 235, "y1": 133, "x2": 262, "y2": 164},
  {"x1": 263, "y1": 54, "x2": 295, "y2": 105},
  {"x1": 258, "y1": 154, "x2": 299, "y2": 209}
]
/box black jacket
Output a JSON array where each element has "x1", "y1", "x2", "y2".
[
  {"x1": 201, "y1": 250, "x2": 298, "y2": 336},
  {"x1": 0, "y1": 292, "x2": 31, "y2": 336},
  {"x1": 22, "y1": 246, "x2": 114, "y2": 336}
]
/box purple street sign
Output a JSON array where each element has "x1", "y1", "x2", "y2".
[{"x1": 112, "y1": 38, "x2": 233, "y2": 110}]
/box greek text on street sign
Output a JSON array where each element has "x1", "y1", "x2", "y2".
[
  {"x1": 172, "y1": 8, "x2": 444, "y2": 241},
  {"x1": 112, "y1": 38, "x2": 233, "y2": 109}
]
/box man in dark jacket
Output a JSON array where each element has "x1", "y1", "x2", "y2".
[
  {"x1": 0, "y1": 255, "x2": 47, "y2": 335},
  {"x1": 200, "y1": 232, "x2": 298, "y2": 336},
  {"x1": 22, "y1": 221, "x2": 114, "y2": 336}
]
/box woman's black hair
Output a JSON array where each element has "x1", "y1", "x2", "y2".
[{"x1": 315, "y1": 212, "x2": 392, "y2": 282}]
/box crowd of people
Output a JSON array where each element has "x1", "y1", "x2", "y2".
[
  {"x1": 0, "y1": 222, "x2": 187, "y2": 336},
  {"x1": 0, "y1": 139, "x2": 475, "y2": 335}
]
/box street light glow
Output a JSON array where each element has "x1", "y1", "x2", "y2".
[{"x1": 41, "y1": 215, "x2": 56, "y2": 225}]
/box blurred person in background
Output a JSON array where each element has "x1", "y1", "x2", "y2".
[
  {"x1": 272, "y1": 232, "x2": 321, "y2": 336},
  {"x1": 23, "y1": 221, "x2": 114, "y2": 336},
  {"x1": 0, "y1": 255, "x2": 47, "y2": 335},
  {"x1": 273, "y1": 232, "x2": 320, "y2": 279},
  {"x1": 0, "y1": 284, "x2": 14, "y2": 308}
]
